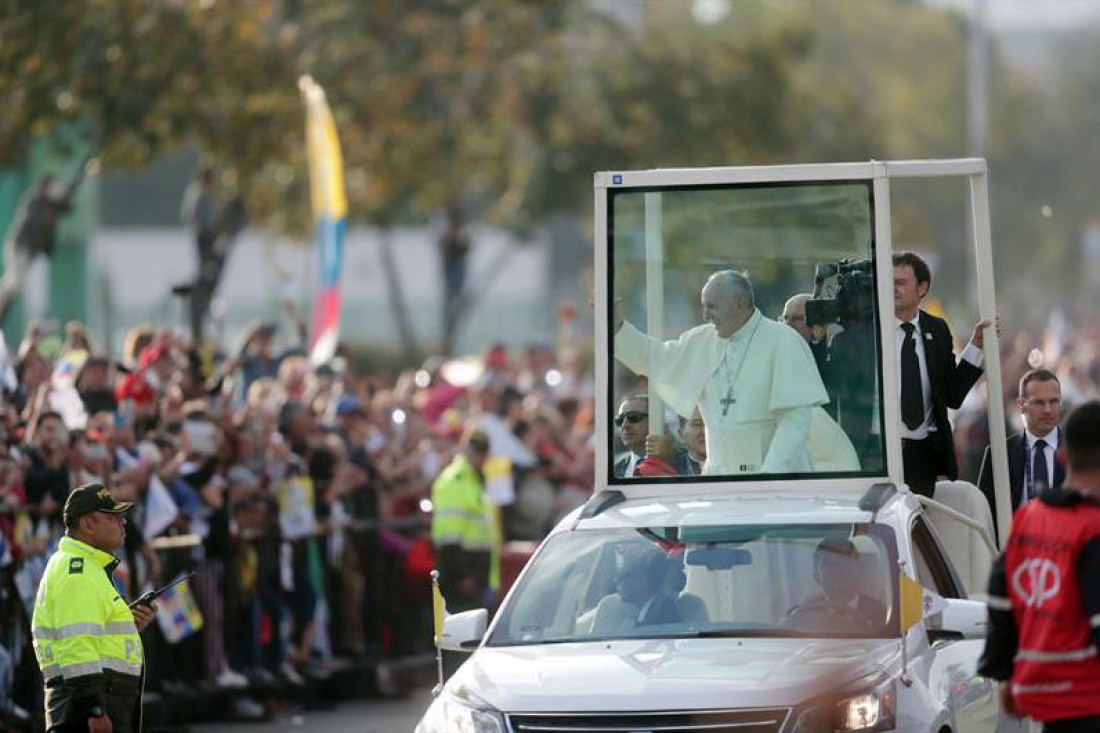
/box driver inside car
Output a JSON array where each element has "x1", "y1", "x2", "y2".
[
  {"x1": 783, "y1": 537, "x2": 887, "y2": 632},
  {"x1": 589, "y1": 546, "x2": 682, "y2": 635}
]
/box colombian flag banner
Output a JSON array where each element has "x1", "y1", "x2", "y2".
[
  {"x1": 299, "y1": 75, "x2": 348, "y2": 366},
  {"x1": 155, "y1": 578, "x2": 205, "y2": 643}
]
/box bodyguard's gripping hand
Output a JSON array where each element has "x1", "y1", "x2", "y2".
[
  {"x1": 131, "y1": 601, "x2": 158, "y2": 632},
  {"x1": 970, "y1": 314, "x2": 1002, "y2": 349}
]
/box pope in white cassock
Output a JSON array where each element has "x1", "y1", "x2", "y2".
[{"x1": 615, "y1": 270, "x2": 829, "y2": 475}]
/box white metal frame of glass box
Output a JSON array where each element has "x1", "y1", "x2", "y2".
[{"x1": 593, "y1": 159, "x2": 1011, "y2": 543}]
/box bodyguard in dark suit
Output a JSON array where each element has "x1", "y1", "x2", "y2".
[
  {"x1": 894, "y1": 252, "x2": 992, "y2": 496},
  {"x1": 977, "y1": 369, "x2": 1065, "y2": 536}
]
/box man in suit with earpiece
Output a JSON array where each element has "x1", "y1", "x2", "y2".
[{"x1": 978, "y1": 368, "x2": 1065, "y2": 537}]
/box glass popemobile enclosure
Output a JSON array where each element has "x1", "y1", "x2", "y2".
[
  {"x1": 595, "y1": 161, "x2": 1010, "y2": 517},
  {"x1": 608, "y1": 179, "x2": 883, "y2": 479}
]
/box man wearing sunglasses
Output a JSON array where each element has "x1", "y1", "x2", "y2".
[
  {"x1": 613, "y1": 395, "x2": 650, "y2": 478},
  {"x1": 614, "y1": 395, "x2": 694, "y2": 478}
]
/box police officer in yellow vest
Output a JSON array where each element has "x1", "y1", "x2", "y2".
[
  {"x1": 431, "y1": 429, "x2": 496, "y2": 612},
  {"x1": 32, "y1": 483, "x2": 159, "y2": 733}
]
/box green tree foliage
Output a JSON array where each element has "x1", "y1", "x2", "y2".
[
  {"x1": 0, "y1": 0, "x2": 304, "y2": 232},
  {"x1": 1, "y1": 2, "x2": 293, "y2": 159},
  {"x1": 2, "y1": 0, "x2": 1094, "y2": 348},
  {"x1": 286, "y1": 1, "x2": 579, "y2": 351},
  {"x1": 530, "y1": 3, "x2": 816, "y2": 214},
  {"x1": 301, "y1": 2, "x2": 574, "y2": 224}
]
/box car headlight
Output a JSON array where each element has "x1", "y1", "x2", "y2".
[
  {"x1": 414, "y1": 685, "x2": 506, "y2": 733},
  {"x1": 791, "y1": 680, "x2": 897, "y2": 733},
  {"x1": 834, "y1": 684, "x2": 895, "y2": 732}
]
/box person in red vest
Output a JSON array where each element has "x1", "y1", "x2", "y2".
[{"x1": 979, "y1": 400, "x2": 1100, "y2": 733}]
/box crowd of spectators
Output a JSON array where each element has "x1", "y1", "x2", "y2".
[
  {"x1": 0, "y1": 316, "x2": 597, "y2": 728},
  {"x1": 3, "y1": 303, "x2": 1093, "y2": 729}
]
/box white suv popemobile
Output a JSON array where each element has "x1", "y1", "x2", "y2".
[
  {"x1": 417, "y1": 160, "x2": 1027, "y2": 733},
  {"x1": 419, "y1": 483, "x2": 1018, "y2": 733}
]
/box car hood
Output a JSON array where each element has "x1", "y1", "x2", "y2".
[{"x1": 453, "y1": 637, "x2": 901, "y2": 713}]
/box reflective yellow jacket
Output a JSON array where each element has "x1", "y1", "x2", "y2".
[
  {"x1": 431, "y1": 454, "x2": 495, "y2": 552},
  {"x1": 32, "y1": 536, "x2": 144, "y2": 731},
  {"x1": 431, "y1": 454, "x2": 501, "y2": 605}
]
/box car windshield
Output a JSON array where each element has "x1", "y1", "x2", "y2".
[{"x1": 488, "y1": 523, "x2": 899, "y2": 645}]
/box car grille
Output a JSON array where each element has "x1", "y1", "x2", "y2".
[{"x1": 506, "y1": 708, "x2": 791, "y2": 733}]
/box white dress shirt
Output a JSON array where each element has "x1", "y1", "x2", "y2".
[
  {"x1": 623, "y1": 452, "x2": 642, "y2": 478},
  {"x1": 896, "y1": 315, "x2": 983, "y2": 440}
]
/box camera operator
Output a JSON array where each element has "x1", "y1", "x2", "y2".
[{"x1": 804, "y1": 259, "x2": 882, "y2": 472}]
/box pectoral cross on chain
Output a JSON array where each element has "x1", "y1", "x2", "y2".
[{"x1": 720, "y1": 386, "x2": 736, "y2": 416}]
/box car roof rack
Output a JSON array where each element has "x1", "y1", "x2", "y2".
[{"x1": 858, "y1": 482, "x2": 897, "y2": 518}]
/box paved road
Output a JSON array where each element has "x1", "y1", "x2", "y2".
[{"x1": 192, "y1": 686, "x2": 434, "y2": 733}]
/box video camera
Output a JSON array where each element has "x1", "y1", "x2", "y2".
[{"x1": 805, "y1": 258, "x2": 875, "y2": 328}]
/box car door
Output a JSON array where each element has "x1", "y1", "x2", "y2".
[{"x1": 909, "y1": 515, "x2": 1004, "y2": 733}]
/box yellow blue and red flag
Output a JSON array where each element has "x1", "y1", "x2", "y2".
[
  {"x1": 155, "y1": 577, "x2": 205, "y2": 643},
  {"x1": 299, "y1": 75, "x2": 348, "y2": 366}
]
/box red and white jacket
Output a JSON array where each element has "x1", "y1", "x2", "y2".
[{"x1": 979, "y1": 487, "x2": 1100, "y2": 722}]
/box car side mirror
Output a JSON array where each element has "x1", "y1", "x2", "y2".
[
  {"x1": 932, "y1": 597, "x2": 987, "y2": 641},
  {"x1": 439, "y1": 609, "x2": 489, "y2": 652}
]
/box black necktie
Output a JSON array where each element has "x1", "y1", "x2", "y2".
[
  {"x1": 1032, "y1": 439, "x2": 1050, "y2": 497},
  {"x1": 900, "y1": 323, "x2": 924, "y2": 430}
]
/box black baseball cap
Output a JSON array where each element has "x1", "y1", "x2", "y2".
[{"x1": 63, "y1": 483, "x2": 133, "y2": 525}]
